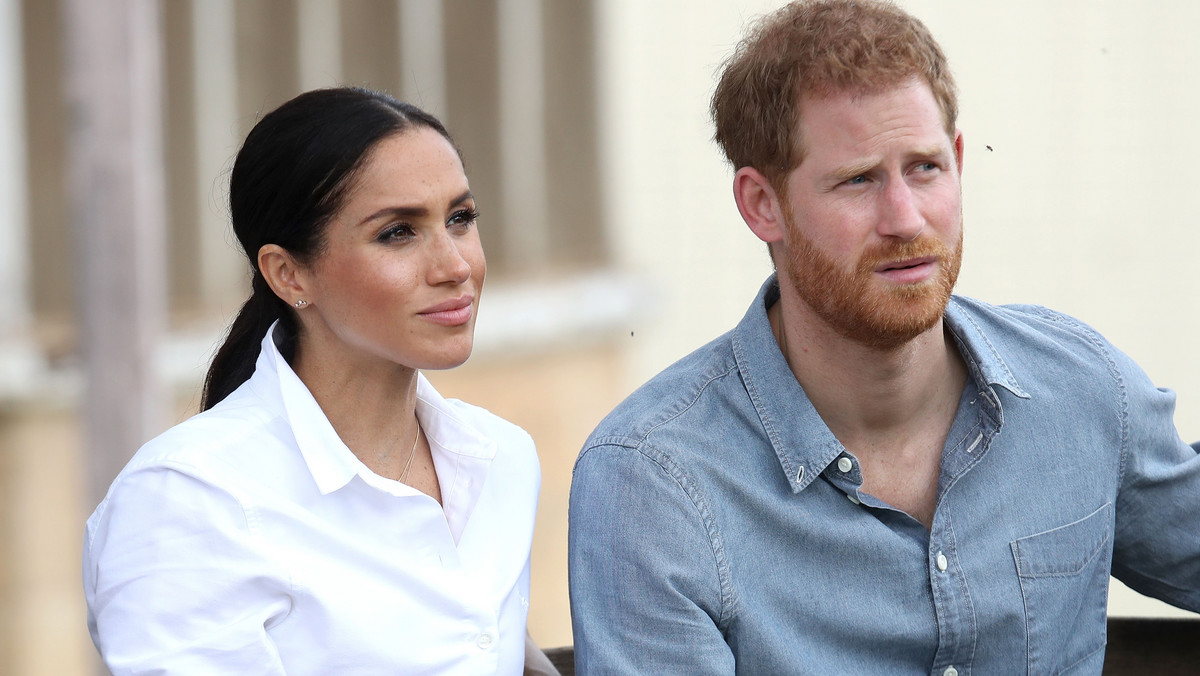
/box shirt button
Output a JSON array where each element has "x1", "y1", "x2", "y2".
[
  {"x1": 837, "y1": 457, "x2": 853, "y2": 473},
  {"x1": 936, "y1": 552, "x2": 948, "y2": 572},
  {"x1": 846, "y1": 493, "x2": 861, "y2": 505},
  {"x1": 476, "y1": 633, "x2": 494, "y2": 650},
  {"x1": 943, "y1": 667, "x2": 958, "y2": 676}
]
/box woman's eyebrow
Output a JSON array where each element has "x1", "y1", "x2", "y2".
[{"x1": 356, "y1": 190, "x2": 474, "y2": 226}]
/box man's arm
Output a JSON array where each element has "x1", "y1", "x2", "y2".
[
  {"x1": 1110, "y1": 350, "x2": 1200, "y2": 611},
  {"x1": 568, "y1": 443, "x2": 735, "y2": 675}
]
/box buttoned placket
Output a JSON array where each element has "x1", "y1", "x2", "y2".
[
  {"x1": 927, "y1": 383, "x2": 1004, "y2": 676},
  {"x1": 822, "y1": 451, "x2": 864, "y2": 506},
  {"x1": 397, "y1": 489, "x2": 503, "y2": 668}
]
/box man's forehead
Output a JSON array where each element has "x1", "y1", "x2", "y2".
[{"x1": 793, "y1": 78, "x2": 953, "y2": 150}]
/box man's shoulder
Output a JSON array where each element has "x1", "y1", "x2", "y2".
[
  {"x1": 950, "y1": 295, "x2": 1110, "y2": 347},
  {"x1": 584, "y1": 330, "x2": 742, "y2": 453},
  {"x1": 948, "y1": 295, "x2": 1126, "y2": 383}
]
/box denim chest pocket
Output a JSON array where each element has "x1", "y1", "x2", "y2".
[{"x1": 1010, "y1": 502, "x2": 1113, "y2": 675}]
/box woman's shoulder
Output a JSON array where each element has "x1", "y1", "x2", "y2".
[
  {"x1": 437, "y1": 398, "x2": 537, "y2": 466},
  {"x1": 416, "y1": 378, "x2": 537, "y2": 462},
  {"x1": 444, "y1": 397, "x2": 532, "y2": 443},
  {"x1": 117, "y1": 388, "x2": 292, "y2": 491}
]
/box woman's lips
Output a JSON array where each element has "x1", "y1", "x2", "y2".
[{"x1": 418, "y1": 295, "x2": 474, "y2": 326}]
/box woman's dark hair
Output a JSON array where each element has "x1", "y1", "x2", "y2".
[{"x1": 201, "y1": 87, "x2": 455, "y2": 410}]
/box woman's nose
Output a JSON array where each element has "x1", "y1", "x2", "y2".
[{"x1": 427, "y1": 231, "x2": 472, "y2": 284}]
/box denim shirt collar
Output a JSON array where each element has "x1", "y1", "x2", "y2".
[{"x1": 731, "y1": 275, "x2": 1030, "y2": 494}]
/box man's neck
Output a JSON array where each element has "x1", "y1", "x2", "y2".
[
  {"x1": 768, "y1": 290, "x2": 968, "y2": 528},
  {"x1": 769, "y1": 297, "x2": 964, "y2": 431}
]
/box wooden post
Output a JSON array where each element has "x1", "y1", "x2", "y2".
[
  {"x1": 190, "y1": 0, "x2": 243, "y2": 307},
  {"x1": 62, "y1": 0, "x2": 167, "y2": 515},
  {"x1": 497, "y1": 0, "x2": 550, "y2": 269},
  {"x1": 0, "y1": 0, "x2": 28, "y2": 337},
  {"x1": 398, "y1": 0, "x2": 447, "y2": 117},
  {"x1": 297, "y1": 0, "x2": 342, "y2": 90}
]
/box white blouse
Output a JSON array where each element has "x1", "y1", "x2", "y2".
[{"x1": 84, "y1": 324, "x2": 541, "y2": 675}]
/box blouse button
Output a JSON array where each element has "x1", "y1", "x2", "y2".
[
  {"x1": 476, "y1": 633, "x2": 494, "y2": 650},
  {"x1": 837, "y1": 457, "x2": 853, "y2": 473}
]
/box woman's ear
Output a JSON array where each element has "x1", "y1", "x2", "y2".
[
  {"x1": 258, "y1": 244, "x2": 310, "y2": 308},
  {"x1": 732, "y1": 166, "x2": 787, "y2": 245}
]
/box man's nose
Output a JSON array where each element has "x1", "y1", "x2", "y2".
[{"x1": 876, "y1": 180, "x2": 925, "y2": 241}]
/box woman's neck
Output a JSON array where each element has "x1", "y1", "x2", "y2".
[{"x1": 291, "y1": 332, "x2": 424, "y2": 482}]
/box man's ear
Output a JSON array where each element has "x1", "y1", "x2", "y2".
[
  {"x1": 733, "y1": 166, "x2": 787, "y2": 245},
  {"x1": 258, "y1": 244, "x2": 311, "y2": 307},
  {"x1": 954, "y1": 129, "x2": 964, "y2": 176}
]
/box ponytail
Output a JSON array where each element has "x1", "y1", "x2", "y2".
[{"x1": 200, "y1": 273, "x2": 296, "y2": 410}]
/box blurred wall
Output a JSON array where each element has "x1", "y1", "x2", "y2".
[{"x1": 0, "y1": 0, "x2": 1197, "y2": 673}]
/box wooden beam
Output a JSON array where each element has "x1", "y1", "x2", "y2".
[{"x1": 62, "y1": 0, "x2": 168, "y2": 511}]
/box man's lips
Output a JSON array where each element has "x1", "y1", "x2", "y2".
[
  {"x1": 876, "y1": 256, "x2": 936, "y2": 272},
  {"x1": 418, "y1": 295, "x2": 474, "y2": 326},
  {"x1": 874, "y1": 256, "x2": 937, "y2": 283}
]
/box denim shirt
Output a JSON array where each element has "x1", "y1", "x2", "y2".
[{"x1": 568, "y1": 276, "x2": 1200, "y2": 676}]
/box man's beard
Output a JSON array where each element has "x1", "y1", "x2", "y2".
[{"x1": 781, "y1": 209, "x2": 962, "y2": 350}]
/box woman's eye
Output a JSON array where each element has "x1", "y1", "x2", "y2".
[
  {"x1": 377, "y1": 224, "x2": 415, "y2": 243},
  {"x1": 448, "y1": 207, "x2": 479, "y2": 231}
]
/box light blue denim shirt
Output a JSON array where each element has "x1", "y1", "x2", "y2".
[{"x1": 568, "y1": 275, "x2": 1200, "y2": 675}]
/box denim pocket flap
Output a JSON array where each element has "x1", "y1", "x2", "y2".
[{"x1": 1011, "y1": 502, "x2": 1113, "y2": 578}]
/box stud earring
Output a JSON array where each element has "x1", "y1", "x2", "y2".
[{"x1": 294, "y1": 299, "x2": 308, "y2": 308}]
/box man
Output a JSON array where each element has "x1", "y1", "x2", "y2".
[{"x1": 567, "y1": 1, "x2": 1200, "y2": 673}]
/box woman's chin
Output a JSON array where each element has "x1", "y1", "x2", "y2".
[{"x1": 415, "y1": 345, "x2": 474, "y2": 372}]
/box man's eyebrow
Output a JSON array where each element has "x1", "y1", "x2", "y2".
[
  {"x1": 828, "y1": 160, "x2": 878, "y2": 183},
  {"x1": 827, "y1": 146, "x2": 950, "y2": 182},
  {"x1": 908, "y1": 145, "x2": 951, "y2": 161},
  {"x1": 356, "y1": 190, "x2": 474, "y2": 226}
]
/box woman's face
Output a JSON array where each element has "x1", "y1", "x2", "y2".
[{"x1": 296, "y1": 126, "x2": 486, "y2": 372}]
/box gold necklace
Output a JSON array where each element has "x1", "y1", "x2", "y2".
[{"x1": 399, "y1": 419, "x2": 421, "y2": 483}]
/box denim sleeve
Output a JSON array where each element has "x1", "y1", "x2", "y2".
[
  {"x1": 1110, "y1": 347, "x2": 1200, "y2": 611},
  {"x1": 568, "y1": 443, "x2": 735, "y2": 675}
]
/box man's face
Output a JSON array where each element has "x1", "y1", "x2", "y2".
[{"x1": 777, "y1": 78, "x2": 964, "y2": 350}]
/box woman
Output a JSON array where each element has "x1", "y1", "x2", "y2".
[{"x1": 83, "y1": 88, "x2": 556, "y2": 675}]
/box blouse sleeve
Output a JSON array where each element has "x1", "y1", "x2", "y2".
[{"x1": 84, "y1": 464, "x2": 293, "y2": 675}]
